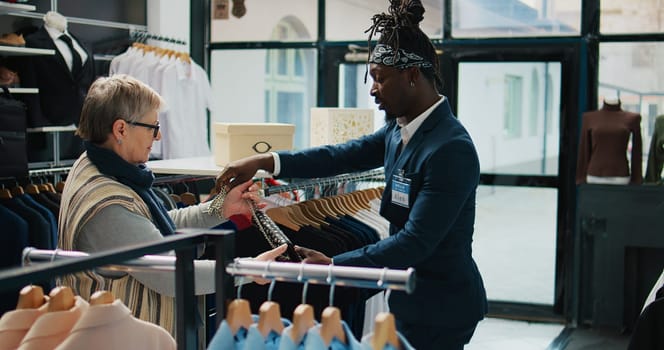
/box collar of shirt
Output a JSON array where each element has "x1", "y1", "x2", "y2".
[
  {"x1": 396, "y1": 96, "x2": 445, "y2": 145},
  {"x1": 44, "y1": 24, "x2": 69, "y2": 41}
]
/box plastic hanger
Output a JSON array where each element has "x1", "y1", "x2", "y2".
[
  {"x1": 47, "y1": 286, "x2": 75, "y2": 312},
  {"x1": 89, "y1": 290, "x2": 114, "y2": 306},
  {"x1": 290, "y1": 263, "x2": 315, "y2": 344},
  {"x1": 16, "y1": 285, "x2": 46, "y2": 309},
  {"x1": 257, "y1": 265, "x2": 284, "y2": 338},
  {"x1": 371, "y1": 312, "x2": 401, "y2": 350},
  {"x1": 226, "y1": 270, "x2": 254, "y2": 335},
  {"x1": 319, "y1": 264, "x2": 346, "y2": 346}
]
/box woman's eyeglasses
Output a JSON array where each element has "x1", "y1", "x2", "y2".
[{"x1": 126, "y1": 120, "x2": 160, "y2": 138}]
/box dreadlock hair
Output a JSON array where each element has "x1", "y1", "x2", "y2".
[{"x1": 365, "y1": 0, "x2": 443, "y2": 91}]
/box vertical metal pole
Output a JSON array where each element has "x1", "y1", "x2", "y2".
[
  {"x1": 215, "y1": 230, "x2": 235, "y2": 329},
  {"x1": 176, "y1": 246, "x2": 197, "y2": 350}
]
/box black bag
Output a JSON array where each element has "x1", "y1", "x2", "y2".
[{"x1": 0, "y1": 86, "x2": 28, "y2": 178}]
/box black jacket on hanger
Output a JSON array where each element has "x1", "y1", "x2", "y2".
[{"x1": 17, "y1": 26, "x2": 95, "y2": 127}]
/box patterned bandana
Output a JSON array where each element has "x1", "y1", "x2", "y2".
[{"x1": 369, "y1": 43, "x2": 433, "y2": 69}]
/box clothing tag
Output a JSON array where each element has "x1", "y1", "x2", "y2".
[{"x1": 391, "y1": 172, "x2": 410, "y2": 208}]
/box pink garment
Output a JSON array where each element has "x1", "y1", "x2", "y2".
[
  {"x1": 0, "y1": 304, "x2": 47, "y2": 350},
  {"x1": 55, "y1": 299, "x2": 175, "y2": 350},
  {"x1": 17, "y1": 296, "x2": 89, "y2": 350}
]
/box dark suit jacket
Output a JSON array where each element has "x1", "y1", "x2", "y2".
[
  {"x1": 278, "y1": 98, "x2": 488, "y2": 328},
  {"x1": 17, "y1": 27, "x2": 95, "y2": 127}
]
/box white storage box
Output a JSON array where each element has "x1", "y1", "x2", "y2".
[
  {"x1": 212, "y1": 123, "x2": 295, "y2": 166},
  {"x1": 310, "y1": 108, "x2": 374, "y2": 147}
]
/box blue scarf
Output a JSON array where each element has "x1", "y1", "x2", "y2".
[{"x1": 84, "y1": 141, "x2": 176, "y2": 236}]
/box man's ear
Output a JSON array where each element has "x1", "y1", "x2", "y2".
[{"x1": 406, "y1": 67, "x2": 421, "y2": 85}]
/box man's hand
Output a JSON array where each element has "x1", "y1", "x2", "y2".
[
  {"x1": 216, "y1": 154, "x2": 275, "y2": 192},
  {"x1": 294, "y1": 245, "x2": 332, "y2": 265}
]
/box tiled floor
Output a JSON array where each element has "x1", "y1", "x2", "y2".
[{"x1": 466, "y1": 318, "x2": 564, "y2": 350}]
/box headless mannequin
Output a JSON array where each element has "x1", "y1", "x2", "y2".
[
  {"x1": 576, "y1": 97, "x2": 643, "y2": 185},
  {"x1": 43, "y1": 11, "x2": 88, "y2": 76}
]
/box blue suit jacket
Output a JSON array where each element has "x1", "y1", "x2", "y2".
[{"x1": 278, "y1": 98, "x2": 487, "y2": 328}]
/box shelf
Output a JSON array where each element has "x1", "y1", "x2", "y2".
[
  {"x1": 27, "y1": 124, "x2": 77, "y2": 133},
  {"x1": 0, "y1": 2, "x2": 35, "y2": 14},
  {"x1": 0, "y1": 45, "x2": 55, "y2": 56},
  {"x1": 8, "y1": 87, "x2": 38, "y2": 94},
  {"x1": 7, "y1": 11, "x2": 147, "y2": 31}
]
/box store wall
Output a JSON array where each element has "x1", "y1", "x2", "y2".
[{"x1": 147, "y1": 0, "x2": 190, "y2": 53}]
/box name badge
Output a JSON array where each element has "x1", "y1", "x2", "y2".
[{"x1": 391, "y1": 172, "x2": 410, "y2": 208}]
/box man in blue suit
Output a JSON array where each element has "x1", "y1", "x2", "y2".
[{"x1": 218, "y1": 1, "x2": 487, "y2": 348}]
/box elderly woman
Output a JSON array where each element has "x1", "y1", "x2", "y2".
[{"x1": 57, "y1": 74, "x2": 285, "y2": 335}]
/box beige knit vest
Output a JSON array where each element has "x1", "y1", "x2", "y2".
[{"x1": 57, "y1": 152, "x2": 175, "y2": 335}]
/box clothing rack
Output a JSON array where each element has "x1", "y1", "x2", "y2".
[
  {"x1": 226, "y1": 259, "x2": 415, "y2": 294},
  {"x1": 130, "y1": 30, "x2": 187, "y2": 46},
  {"x1": 263, "y1": 168, "x2": 385, "y2": 196},
  {"x1": 28, "y1": 166, "x2": 71, "y2": 177},
  {"x1": 0, "y1": 229, "x2": 236, "y2": 350}
]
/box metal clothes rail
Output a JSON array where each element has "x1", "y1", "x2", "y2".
[
  {"x1": 226, "y1": 259, "x2": 415, "y2": 294},
  {"x1": 263, "y1": 168, "x2": 385, "y2": 196},
  {"x1": 0, "y1": 229, "x2": 236, "y2": 350}
]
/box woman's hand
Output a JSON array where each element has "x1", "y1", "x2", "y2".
[
  {"x1": 251, "y1": 244, "x2": 288, "y2": 285},
  {"x1": 220, "y1": 179, "x2": 265, "y2": 218}
]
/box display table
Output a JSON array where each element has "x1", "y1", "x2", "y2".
[{"x1": 147, "y1": 156, "x2": 270, "y2": 178}]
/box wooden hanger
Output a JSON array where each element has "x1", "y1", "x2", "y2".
[
  {"x1": 37, "y1": 183, "x2": 51, "y2": 193},
  {"x1": 10, "y1": 185, "x2": 24, "y2": 196},
  {"x1": 89, "y1": 290, "x2": 115, "y2": 306},
  {"x1": 226, "y1": 298, "x2": 254, "y2": 335},
  {"x1": 16, "y1": 285, "x2": 46, "y2": 309},
  {"x1": 290, "y1": 303, "x2": 315, "y2": 344},
  {"x1": 25, "y1": 183, "x2": 40, "y2": 195},
  {"x1": 291, "y1": 205, "x2": 320, "y2": 228},
  {"x1": 45, "y1": 182, "x2": 57, "y2": 193},
  {"x1": 299, "y1": 202, "x2": 325, "y2": 222},
  {"x1": 170, "y1": 193, "x2": 181, "y2": 204},
  {"x1": 371, "y1": 312, "x2": 401, "y2": 350},
  {"x1": 47, "y1": 286, "x2": 75, "y2": 312},
  {"x1": 320, "y1": 306, "x2": 346, "y2": 346},
  {"x1": 180, "y1": 192, "x2": 197, "y2": 206},
  {"x1": 55, "y1": 181, "x2": 66, "y2": 193},
  {"x1": 266, "y1": 207, "x2": 301, "y2": 231},
  {"x1": 257, "y1": 301, "x2": 284, "y2": 338},
  {"x1": 0, "y1": 187, "x2": 12, "y2": 199}
]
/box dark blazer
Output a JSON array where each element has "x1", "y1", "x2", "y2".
[
  {"x1": 278, "y1": 98, "x2": 487, "y2": 328},
  {"x1": 17, "y1": 26, "x2": 95, "y2": 127}
]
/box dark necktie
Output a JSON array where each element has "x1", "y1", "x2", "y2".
[{"x1": 59, "y1": 34, "x2": 82, "y2": 78}]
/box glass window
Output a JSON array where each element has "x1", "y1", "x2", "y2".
[
  {"x1": 452, "y1": 0, "x2": 580, "y2": 38},
  {"x1": 458, "y1": 62, "x2": 561, "y2": 176},
  {"x1": 601, "y1": 0, "x2": 664, "y2": 34},
  {"x1": 598, "y1": 42, "x2": 664, "y2": 171},
  {"x1": 210, "y1": 48, "x2": 317, "y2": 150},
  {"x1": 326, "y1": 0, "x2": 443, "y2": 41},
  {"x1": 504, "y1": 75, "x2": 524, "y2": 139},
  {"x1": 338, "y1": 63, "x2": 386, "y2": 132},
  {"x1": 474, "y1": 185, "x2": 557, "y2": 304},
  {"x1": 210, "y1": 0, "x2": 317, "y2": 42}
]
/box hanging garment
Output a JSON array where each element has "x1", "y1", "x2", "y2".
[
  {"x1": 17, "y1": 296, "x2": 89, "y2": 350},
  {"x1": 0, "y1": 205, "x2": 29, "y2": 316},
  {"x1": 243, "y1": 318, "x2": 292, "y2": 350},
  {"x1": 54, "y1": 299, "x2": 176, "y2": 350},
  {"x1": 302, "y1": 321, "x2": 363, "y2": 350},
  {"x1": 206, "y1": 314, "x2": 259, "y2": 350},
  {"x1": 645, "y1": 115, "x2": 664, "y2": 183},
  {"x1": 0, "y1": 304, "x2": 47, "y2": 350}
]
